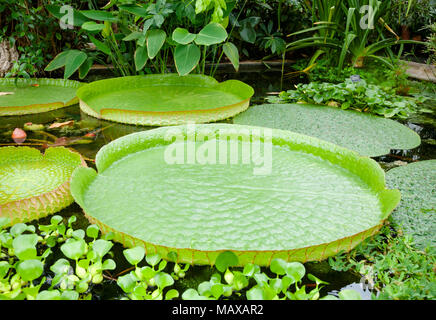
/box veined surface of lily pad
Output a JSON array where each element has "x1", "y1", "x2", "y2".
[
  {"x1": 76, "y1": 74, "x2": 254, "y2": 126},
  {"x1": 233, "y1": 103, "x2": 421, "y2": 157},
  {"x1": 0, "y1": 78, "x2": 82, "y2": 116},
  {"x1": 386, "y1": 160, "x2": 436, "y2": 249},
  {"x1": 71, "y1": 124, "x2": 400, "y2": 266},
  {"x1": 0, "y1": 147, "x2": 85, "y2": 226}
]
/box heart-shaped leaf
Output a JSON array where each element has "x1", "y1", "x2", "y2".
[
  {"x1": 195, "y1": 22, "x2": 228, "y2": 45},
  {"x1": 174, "y1": 44, "x2": 200, "y2": 76},
  {"x1": 146, "y1": 29, "x2": 166, "y2": 59}
]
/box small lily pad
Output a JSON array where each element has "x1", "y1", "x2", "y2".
[
  {"x1": 386, "y1": 160, "x2": 436, "y2": 249},
  {"x1": 0, "y1": 78, "x2": 82, "y2": 116},
  {"x1": 0, "y1": 147, "x2": 85, "y2": 226},
  {"x1": 233, "y1": 103, "x2": 421, "y2": 157}
]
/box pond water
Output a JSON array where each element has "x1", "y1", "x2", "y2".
[{"x1": 0, "y1": 69, "x2": 434, "y2": 300}]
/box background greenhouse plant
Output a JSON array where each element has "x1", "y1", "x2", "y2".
[
  {"x1": 285, "y1": 0, "x2": 425, "y2": 70},
  {"x1": 44, "y1": 0, "x2": 241, "y2": 78}
]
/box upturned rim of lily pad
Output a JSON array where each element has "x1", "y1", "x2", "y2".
[
  {"x1": 70, "y1": 124, "x2": 401, "y2": 266},
  {"x1": 76, "y1": 74, "x2": 254, "y2": 126},
  {"x1": 0, "y1": 146, "x2": 86, "y2": 227},
  {"x1": 0, "y1": 78, "x2": 82, "y2": 116}
]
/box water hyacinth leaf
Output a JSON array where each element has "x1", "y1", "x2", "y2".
[
  {"x1": 286, "y1": 262, "x2": 306, "y2": 283},
  {"x1": 134, "y1": 45, "x2": 148, "y2": 71},
  {"x1": 16, "y1": 259, "x2": 44, "y2": 282},
  {"x1": 215, "y1": 251, "x2": 239, "y2": 272},
  {"x1": 123, "y1": 246, "x2": 145, "y2": 265},
  {"x1": 102, "y1": 259, "x2": 116, "y2": 270},
  {"x1": 233, "y1": 104, "x2": 421, "y2": 157},
  {"x1": 76, "y1": 74, "x2": 254, "y2": 125},
  {"x1": 92, "y1": 239, "x2": 113, "y2": 258},
  {"x1": 246, "y1": 287, "x2": 265, "y2": 300},
  {"x1": 386, "y1": 160, "x2": 436, "y2": 249},
  {"x1": 182, "y1": 288, "x2": 208, "y2": 300},
  {"x1": 146, "y1": 29, "x2": 166, "y2": 59},
  {"x1": 165, "y1": 289, "x2": 179, "y2": 300},
  {"x1": 223, "y1": 42, "x2": 239, "y2": 71},
  {"x1": 172, "y1": 28, "x2": 196, "y2": 45},
  {"x1": 270, "y1": 258, "x2": 288, "y2": 276},
  {"x1": 338, "y1": 289, "x2": 362, "y2": 300},
  {"x1": 60, "y1": 239, "x2": 87, "y2": 260},
  {"x1": 0, "y1": 261, "x2": 11, "y2": 279},
  {"x1": 154, "y1": 272, "x2": 174, "y2": 289},
  {"x1": 36, "y1": 290, "x2": 61, "y2": 300},
  {"x1": 117, "y1": 273, "x2": 137, "y2": 293},
  {"x1": 194, "y1": 22, "x2": 228, "y2": 45},
  {"x1": 12, "y1": 234, "x2": 39, "y2": 260},
  {"x1": 50, "y1": 258, "x2": 71, "y2": 275},
  {"x1": 86, "y1": 224, "x2": 100, "y2": 239},
  {"x1": 0, "y1": 147, "x2": 85, "y2": 226},
  {"x1": 70, "y1": 124, "x2": 400, "y2": 266},
  {"x1": 174, "y1": 44, "x2": 201, "y2": 76},
  {"x1": 146, "y1": 253, "x2": 161, "y2": 267}
]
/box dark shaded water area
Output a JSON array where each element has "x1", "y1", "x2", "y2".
[{"x1": 0, "y1": 68, "x2": 434, "y2": 300}]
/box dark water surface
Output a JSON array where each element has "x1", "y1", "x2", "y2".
[{"x1": 0, "y1": 70, "x2": 434, "y2": 300}]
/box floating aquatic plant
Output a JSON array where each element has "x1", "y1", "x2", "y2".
[
  {"x1": 71, "y1": 124, "x2": 400, "y2": 266},
  {"x1": 0, "y1": 147, "x2": 86, "y2": 226},
  {"x1": 76, "y1": 74, "x2": 254, "y2": 126},
  {"x1": 0, "y1": 78, "x2": 82, "y2": 116},
  {"x1": 233, "y1": 103, "x2": 421, "y2": 157}
]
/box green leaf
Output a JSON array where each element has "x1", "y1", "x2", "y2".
[
  {"x1": 286, "y1": 262, "x2": 306, "y2": 283},
  {"x1": 10, "y1": 223, "x2": 29, "y2": 237},
  {"x1": 165, "y1": 289, "x2": 179, "y2": 300},
  {"x1": 12, "y1": 234, "x2": 39, "y2": 260},
  {"x1": 123, "y1": 246, "x2": 145, "y2": 266},
  {"x1": 123, "y1": 31, "x2": 143, "y2": 42},
  {"x1": 36, "y1": 290, "x2": 61, "y2": 300},
  {"x1": 50, "y1": 259, "x2": 71, "y2": 275},
  {"x1": 172, "y1": 28, "x2": 196, "y2": 45},
  {"x1": 182, "y1": 288, "x2": 208, "y2": 300},
  {"x1": 195, "y1": 23, "x2": 228, "y2": 46},
  {"x1": 0, "y1": 261, "x2": 11, "y2": 279},
  {"x1": 60, "y1": 239, "x2": 87, "y2": 260},
  {"x1": 64, "y1": 50, "x2": 88, "y2": 79},
  {"x1": 92, "y1": 239, "x2": 113, "y2": 258},
  {"x1": 81, "y1": 21, "x2": 105, "y2": 32},
  {"x1": 88, "y1": 35, "x2": 111, "y2": 55},
  {"x1": 86, "y1": 225, "x2": 100, "y2": 239},
  {"x1": 246, "y1": 286, "x2": 264, "y2": 300},
  {"x1": 17, "y1": 259, "x2": 44, "y2": 282},
  {"x1": 102, "y1": 259, "x2": 116, "y2": 270},
  {"x1": 215, "y1": 251, "x2": 239, "y2": 272},
  {"x1": 134, "y1": 45, "x2": 148, "y2": 71},
  {"x1": 154, "y1": 272, "x2": 174, "y2": 289},
  {"x1": 146, "y1": 29, "x2": 166, "y2": 59},
  {"x1": 174, "y1": 44, "x2": 201, "y2": 76},
  {"x1": 338, "y1": 289, "x2": 362, "y2": 300},
  {"x1": 117, "y1": 273, "x2": 137, "y2": 293},
  {"x1": 270, "y1": 258, "x2": 288, "y2": 276},
  {"x1": 80, "y1": 10, "x2": 118, "y2": 22},
  {"x1": 0, "y1": 217, "x2": 9, "y2": 229},
  {"x1": 223, "y1": 42, "x2": 239, "y2": 71},
  {"x1": 146, "y1": 253, "x2": 161, "y2": 267}
]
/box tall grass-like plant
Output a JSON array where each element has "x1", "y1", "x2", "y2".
[{"x1": 285, "y1": 0, "x2": 424, "y2": 70}]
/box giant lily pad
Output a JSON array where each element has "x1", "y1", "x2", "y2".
[
  {"x1": 0, "y1": 78, "x2": 82, "y2": 116},
  {"x1": 0, "y1": 147, "x2": 85, "y2": 226},
  {"x1": 76, "y1": 74, "x2": 254, "y2": 126},
  {"x1": 233, "y1": 103, "x2": 421, "y2": 157},
  {"x1": 386, "y1": 160, "x2": 436, "y2": 249},
  {"x1": 71, "y1": 124, "x2": 400, "y2": 266}
]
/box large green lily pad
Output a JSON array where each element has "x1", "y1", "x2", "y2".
[
  {"x1": 386, "y1": 160, "x2": 436, "y2": 249},
  {"x1": 0, "y1": 78, "x2": 82, "y2": 116},
  {"x1": 71, "y1": 124, "x2": 400, "y2": 266},
  {"x1": 0, "y1": 147, "x2": 85, "y2": 226},
  {"x1": 233, "y1": 103, "x2": 421, "y2": 157},
  {"x1": 76, "y1": 74, "x2": 254, "y2": 126}
]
